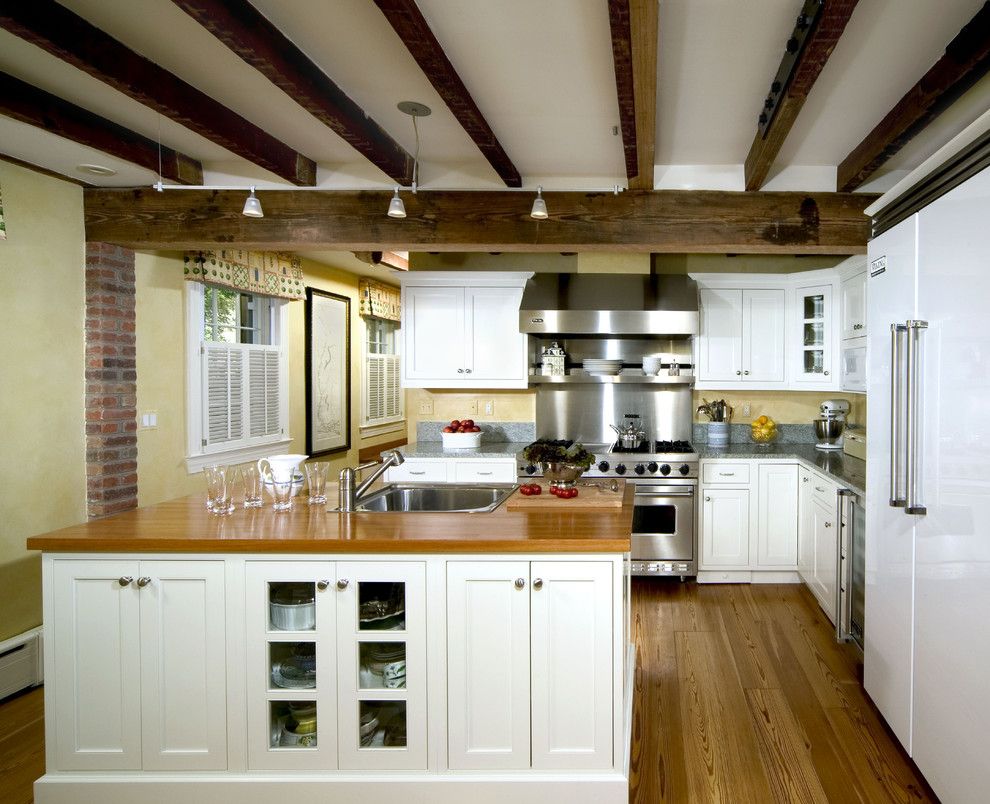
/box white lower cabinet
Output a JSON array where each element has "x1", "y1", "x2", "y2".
[
  {"x1": 809, "y1": 497, "x2": 838, "y2": 623},
  {"x1": 700, "y1": 488, "x2": 751, "y2": 568},
  {"x1": 798, "y1": 467, "x2": 814, "y2": 583},
  {"x1": 245, "y1": 560, "x2": 426, "y2": 771},
  {"x1": 386, "y1": 457, "x2": 516, "y2": 484},
  {"x1": 756, "y1": 464, "x2": 799, "y2": 567},
  {"x1": 446, "y1": 560, "x2": 614, "y2": 771},
  {"x1": 51, "y1": 559, "x2": 227, "y2": 771}
]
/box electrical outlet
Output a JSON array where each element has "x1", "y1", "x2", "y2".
[
  {"x1": 465, "y1": 399, "x2": 478, "y2": 415},
  {"x1": 483, "y1": 399, "x2": 495, "y2": 416},
  {"x1": 418, "y1": 399, "x2": 434, "y2": 415},
  {"x1": 742, "y1": 403, "x2": 751, "y2": 417}
]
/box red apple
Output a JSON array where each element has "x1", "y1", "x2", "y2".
[
  {"x1": 450, "y1": 420, "x2": 461, "y2": 429},
  {"x1": 470, "y1": 426, "x2": 481, "y2": 432},
  {"x1": 463, "y1": 419, "x2": 475, "y2": 428},
  {"x1": 442, "y1": 426, "x2": 454, "y2": 433}
]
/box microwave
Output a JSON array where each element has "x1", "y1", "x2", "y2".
[{"x1": 841, "y1": 337, "x2": 866, "y2": 392}]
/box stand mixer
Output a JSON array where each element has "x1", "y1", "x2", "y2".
[{"x1": 814, "y1": 399, "x2": 850, "y2": 450}]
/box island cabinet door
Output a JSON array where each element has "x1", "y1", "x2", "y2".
[
  {"x1": 52, "y1": 560, "x2": 143, "y2": 770},
  {"x1": 530, "y1": 561, "x2": 613, "y2": 770},
  {"x1": 335, "y1": 561, "x2": 427, "y2": 770},
  {"x1": 139, "y1": 560, "x2": 227, "y2": 770},
  {"x1": 446, "y1": 561, "x2": 531, "y2": 770},
  {"x1": 245, "y1": 561, "x2": 337, "y2": 771}
]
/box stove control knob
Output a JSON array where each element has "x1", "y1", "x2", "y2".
[
  {"x1": 525, "y1": 464, "x2": 537, "y2": 475},
  {"x1": 615, "y1": 464, "x2": 627, "y2": 475},
  {"x1": 647, "y1": 462, "x2": 659, "y2": 473},
  {"x1": 678, "y1": 464, "x2": 690, "y2": 476},
  {"x1": 659, "y1": 464, "x2": 671, "y2": 476},
  {"x1": 634, "y1": 464, "x2": 646, "y2": 475},
  {"x1": 597, "y1": 460, "x2": 610, "y2": 473}
]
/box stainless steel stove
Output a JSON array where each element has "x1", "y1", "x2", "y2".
[{"x1": 518, "y1": 439, "x2": 698, "y2": 579}]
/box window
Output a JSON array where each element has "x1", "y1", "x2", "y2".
[
  {"x1": 186, "y1": 283, "x2": 290, "y2": 470},
  {"x1": 363, "y1": 318, "x2": 403, "y2": 430}
]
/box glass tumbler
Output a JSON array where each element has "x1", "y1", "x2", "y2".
[
  {"x1": 206, "y1": 465, "x2": 235, "y2": 515},
  {"x1": 268, "y1": 479, "x2": 295, "y2": 512},
  {"x1": 241, "y1": 465, "x2": 263, "y2": 508},
  {"x1": 305, "y1": 462, "x2": 330, "y2": 505}
]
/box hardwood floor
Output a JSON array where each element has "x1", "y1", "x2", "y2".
[
  {"x1": 1, "y1": 583, "x2": 936, "y2": 803},
  {"x1": 0, "y1": 686, "x2": 44, "y2": 804},
  {"x1": 629, "y1": 580, "x2": 937, "y2": 804}
]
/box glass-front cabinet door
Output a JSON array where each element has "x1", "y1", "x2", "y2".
[
  {"x1": 794, "y1": 284, "x2": 834, "y2": 385},
  {"x1": 246, "y1": 562, "x2": 337, "y2": 770},
  {"x1": 335, "y1": 561, "x2": 427, "y2": 770}
]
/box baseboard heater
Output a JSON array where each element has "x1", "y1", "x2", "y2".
[{"x1": 0, "y1": 626, "x2": 43, "y2": 700}]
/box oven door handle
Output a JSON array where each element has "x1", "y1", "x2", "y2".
[{"x1": 634, "y1": 488, "x2": 695, "y2": 498}]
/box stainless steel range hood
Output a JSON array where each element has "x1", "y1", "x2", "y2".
[{"x1": 518, "y1": 273, "x2": 698, "y2": 335}]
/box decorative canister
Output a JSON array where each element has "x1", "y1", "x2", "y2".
[
  {"x1": 708, "y1": 421, "x2": 730, "y2": 448},
  {"x1": 540, "y1": 341, "x2": 566, "y2": 376}
]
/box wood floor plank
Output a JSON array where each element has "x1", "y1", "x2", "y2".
[
  {"x1": 746, "y1": 687, "x2": 830, "y2": 804},
  {"x1": 0, "y1": 687, "x2": 44, "y2": 741},
  {"x1": 0, "y1": 715, "x2": 44, "y2": 804},
  {"x1": 715, "y1": 584, "x2": 781, "y2": 690}
]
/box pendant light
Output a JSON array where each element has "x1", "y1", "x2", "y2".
[
  {"x1": 242, "y1": 186, "x2": 263, "y2": 218},
  {"x1": 387, "y1": 186, "x2": 406, "y2": 218},
  {"x1": 530, "y1": 185, "x2": 548, "y2": 219}
]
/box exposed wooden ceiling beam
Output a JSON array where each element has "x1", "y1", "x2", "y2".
[
  {"x1": 838, "y1": 2, "x2": 990, "y2": 191},
  {"x1": 608, "y1": 0, "x2": 658, "y2": 190},
  {"x1": 745, "y1": 0, "x2": 859, "y2": 191},
  {"x1": 0, "y1": 0, "x2": 316, "y2": 185},
  {"x1": 373, "y1": 0, "x2": 521, "y2": 187},
  {"x1": 0, "y1": 71, "x2": 202, "y2": 185},
  {"x1": 172, "y1": 0, "x2": 415, "y2": 185},
  {"x1": 84, "y1": 188, "x2": 874, "y2": 254}
]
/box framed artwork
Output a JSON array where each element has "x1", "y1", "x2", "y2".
[{"x1": 305, "y1": 288, "x2": 351, "y2": 456}]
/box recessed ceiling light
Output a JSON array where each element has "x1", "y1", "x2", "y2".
[{"x1": 77, "y1": 164, "x2": 117, "y2": 177}]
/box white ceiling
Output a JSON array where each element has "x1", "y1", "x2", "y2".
[{"x1": 0, "y1": 0, "x2": 987, "y2": 193}]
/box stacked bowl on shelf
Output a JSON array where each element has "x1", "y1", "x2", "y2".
[{"x1": 582, "y1": 359, "x2": 623, "y2": 376}]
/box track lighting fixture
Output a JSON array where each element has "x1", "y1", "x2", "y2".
[
  {"x1": 242, "y1": 186, "x2": 263, "y2": 218},
  {"x1": 387, "y1": 186, "x2": 407, "y2": 219},
  {"x1": 530, "y1": 185, "x2": 548, "y2": 220}
]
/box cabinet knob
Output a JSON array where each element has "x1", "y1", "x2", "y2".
[
  {"x1": 336, "y1": 578, "x2": 349, "y2": 590},
  {"x1": 803, "y1": 477, "x2": 809, "y2": 483},
  {"x1": 736, "y1": 370, "x2": 742, "y2": 376},
  {"x1": 705, "y1": 496, "x2": 711, "y2": 502},
  {"x1": 744, "y1": 370, "x2": 750, "y2": 375},
  {"x1": 532, "y1": 578, "x2": 544, "y2": 590},
  {"x1": 136, "y1": 576, "x2": 152, "y2": 588},
  {"x1": 825, "y1": 521, "x2": 832, "y2": 528},
  {"x1": 514, "y1": 578, "x2": 526, "y2": 589},
  {"x1": 457, "y1": 368, "x2": 464, "y2": 374},
  {"x1": 117, "y1": 576, "x2": 133, "y2": 587},
  {"x1": 824, "y1": 370, "x2": 830, "y2": 376},
  {"x1": 317, "y1": 579, "x2": 330, "y2": 590},
  {"x1": 465, "y1": 368, "x2": 472, "y2": 374}
]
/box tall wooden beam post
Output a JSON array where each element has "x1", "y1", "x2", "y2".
[
  {"x1": 0, "y1": 0, "x2": 317, "y2": 185},
  {"x1": 744, "y1": 0, "x2": 859, "y2": 191}
]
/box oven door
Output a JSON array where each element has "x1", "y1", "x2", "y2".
[{"x1": 631, "y1": 480, "x2": 696, "y2": 562}]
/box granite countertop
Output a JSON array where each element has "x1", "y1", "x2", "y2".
[
  {"x1": 698, "y1": 443, "x2": 865, "y2": 495},
  {"x1": 395, "y1": 441, "x2": 531, "y2": 459}
]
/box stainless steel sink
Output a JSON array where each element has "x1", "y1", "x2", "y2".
[{"x1": 353, "y1": 483, "x2": 517, "y2": 513}]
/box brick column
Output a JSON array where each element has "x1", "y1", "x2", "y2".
[{"x1": 85, "y1": 242, "x2": 137, "y2": 519}]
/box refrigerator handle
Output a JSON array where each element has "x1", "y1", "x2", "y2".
[
  {"x1": 836, "y1": 489, "x2": 855, "y2": 642},
  {"x1": 889, "y1": 324, "x2": 907, "y2": 507},
  {"x1": 905, "y1": 320, "x2": 928, "y2": 516}
]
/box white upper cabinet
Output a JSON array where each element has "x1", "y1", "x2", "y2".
[
  {"x1": 401, "y1": 272, "x2": 531, "y2": 389},
  {"x1": 696, "y1": 285, "x2": 785, "y2": 387},
  {"x1": 792, "y1": 282, "x2": 838, "y2": 388}
]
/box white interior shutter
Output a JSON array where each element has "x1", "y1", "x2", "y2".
[
  {"x1": 203, "y1": 343, "x2": 245, "y2": 445},
  {"x1": 248, "y1": 346, "x2": 281, "y2": 438},
  {"x1": 386, "y1": 355, "x2": 401, "y2": 418},
  {"x1": 367, "y1": 354, "x2": 386, "y2": 421}
]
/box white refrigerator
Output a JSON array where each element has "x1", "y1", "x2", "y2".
[{"x1": 866, "y1": 163, "x2": 990, "y2": 803}]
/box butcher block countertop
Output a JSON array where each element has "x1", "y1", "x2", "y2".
[{"x1": 26, "y1": 486, "x2": 634, "y2": 554}]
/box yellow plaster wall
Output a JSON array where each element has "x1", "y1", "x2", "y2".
[
  {"x1": 134, "y1": 252, "x2": 404, "y2": 506},
  {"x1": 692, "y1": 390, "x2": 867, "y2": 427},
  {"x1": 0, "y1": 161, "x2": 86, "y2": 641},
  {"x1": 404, "y1": 388, "x2": 536, "y2": 442}
]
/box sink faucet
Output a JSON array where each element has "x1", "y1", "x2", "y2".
[{"x1": 338, "y1": 450, "x2": 405, "y2": 512}]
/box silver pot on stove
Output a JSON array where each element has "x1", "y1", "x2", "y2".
[{"x1": 610, "y1": 422, "x2": 644, "y2": 449}]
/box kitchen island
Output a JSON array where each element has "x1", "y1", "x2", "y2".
[{"x1": 27, "y1": 489, "x2": 633, "y2": 804}]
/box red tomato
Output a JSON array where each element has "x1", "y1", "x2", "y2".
[
  {"x1": 568, "y1": 488, "x2": 579, "y2": 498},
  {"x1": 529, "y1": 484, "x2": 542, "y2": 495},
  {"x1": 519, "y1": 485, "x2": 533, "y2": 496}
]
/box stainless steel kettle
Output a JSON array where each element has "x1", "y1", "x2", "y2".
[{"x1": 609, "y1": 422, "x2": 644, "y2": 449}]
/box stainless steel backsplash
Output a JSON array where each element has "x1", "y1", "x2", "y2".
[{"x1": 535, "y1": 384, "x2": 693, "y2": 443}]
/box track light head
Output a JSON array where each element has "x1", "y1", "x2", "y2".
[
  {"x1": 387, "y1": 186, "x2": 407, "y2": 219},
  {"x1": 530, "y1": 185, "x2": 548, "y2": 220},
  {"x1": 242, "y1": 186, "x2": 263, "y2": 218}
]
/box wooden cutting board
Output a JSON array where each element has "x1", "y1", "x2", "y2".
[{"x1": 505, "y1": 480, "x2": 625, "y2": 510}]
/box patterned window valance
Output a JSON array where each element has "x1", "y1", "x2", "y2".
[
  {"x1": 359, "y1": 278, "x2": 401, "y2": 322},
  {"x1": 184, "y1": 250, "x2": 305, "y2": 300}
]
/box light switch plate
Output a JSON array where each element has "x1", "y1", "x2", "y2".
[{"x1": 140, "y1": 411, "x2": 159, "y2": 429}]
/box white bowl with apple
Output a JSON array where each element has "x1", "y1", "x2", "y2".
[{"x1": 441, "y1": 419, "x2": 482, "y2": 448}]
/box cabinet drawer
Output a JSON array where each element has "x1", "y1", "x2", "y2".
[
  {"x1": 703, "y1": 462, "x2": 751, "y2": 484},
  {"x1": 453, "y1": 461, "x2": 516, "y2": 483},
  {"x1": 811, "y1": 474, "x2": 838, "y2": 509},
  {"x1": 386, "y1": 461, "x2": 449, "y2": 482}
]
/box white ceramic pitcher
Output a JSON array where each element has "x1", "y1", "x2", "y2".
[{"x1": 257, "y1": 454, "x2": 308, "y2": 484}]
